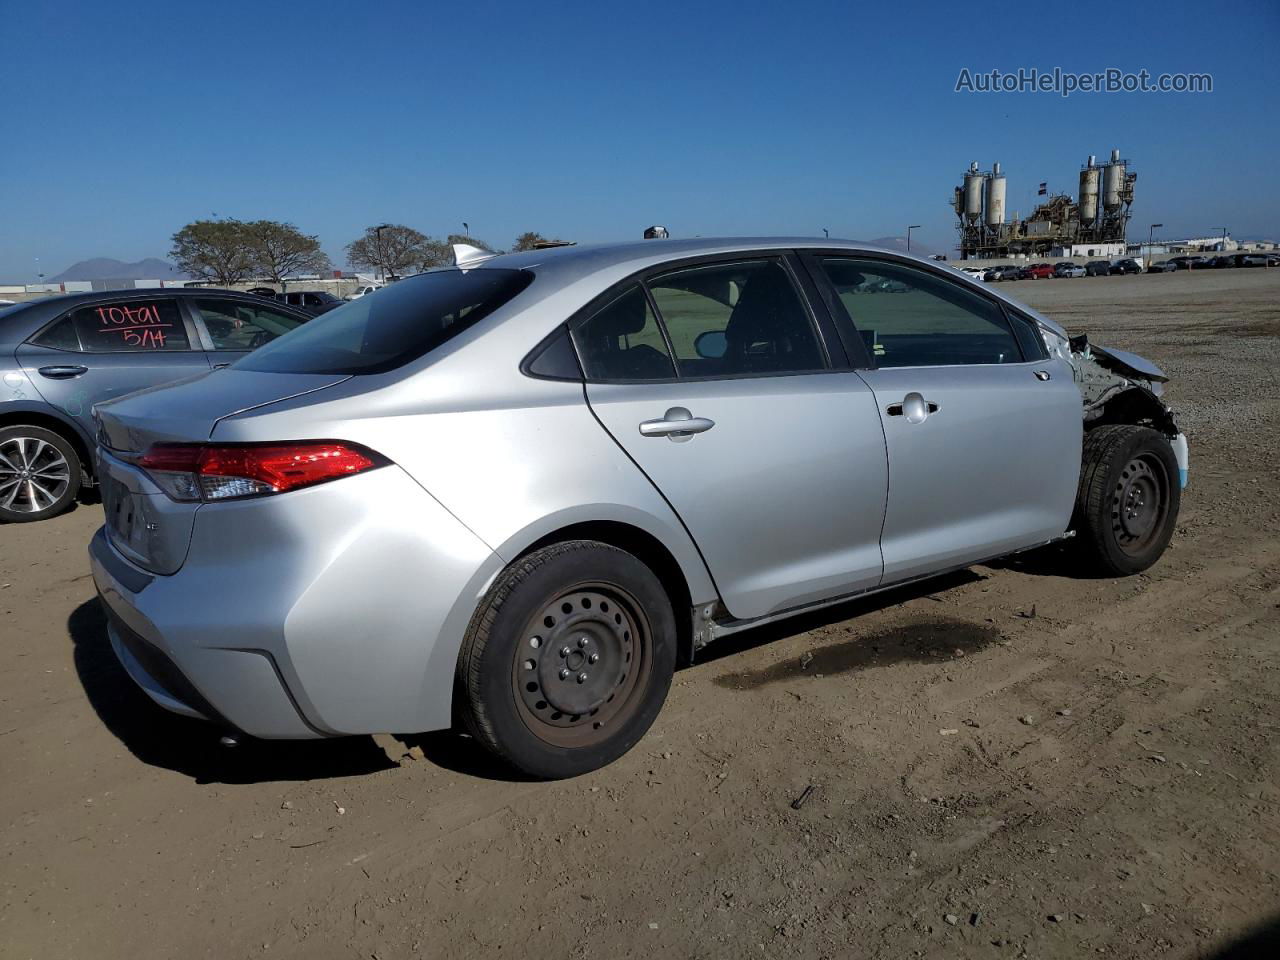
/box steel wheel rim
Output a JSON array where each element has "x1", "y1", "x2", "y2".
[
  {"x1": 0, "y1": 437, "x2": 71, "y2": 514},
  {"x1": 511, "y1": 582, "x2": 652, "y2": 748},
  {"x1": 1111, "y1": 453, "x2": 1169, "y2": 556}
]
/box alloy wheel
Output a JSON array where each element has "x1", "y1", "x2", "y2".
[{"x1": 0, "y1": 436, "x2": 73, "y2": 514}]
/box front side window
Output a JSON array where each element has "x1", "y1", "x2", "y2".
[
  {"x1": 237, "y1": 268, "x2": 534, "y2": 375},
  {"x1": 69, "y1": 299, "x2": 191, "y2": 352},
  {"x1": 573, "y1": 285, "x2": 676, "y2": 381},
  {"x1": 194, "y1": 299, "x2": 306, "y2": 351},
  {"x1": 817, "y1": 258, "x2": 1021, "y2": 368},
  {"x1": 646, "y1": 259, "x2": 825, "y2": 377}
]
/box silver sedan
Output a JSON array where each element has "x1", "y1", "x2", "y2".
[{"x1": 89, "y1": 238, "x2": 1188, "y2": 777}]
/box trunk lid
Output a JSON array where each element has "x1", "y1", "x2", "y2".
[{"x1": 94, "y1": 370, "x2": 350, "y2": 574}]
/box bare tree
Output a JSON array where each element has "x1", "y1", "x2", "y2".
[
  {"x1": 169, "y1": 219, "x2": 255, "y2": 285},
  {"x1": 243, "y1": 220, "x2": 330, "y2": 287},
  {"x1": 346, "y1": 224, "x2": 430, "y2": 279}
]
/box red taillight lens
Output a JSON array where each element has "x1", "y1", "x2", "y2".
[{"x1": 139, "y1": 441, "x2": 385, "y2": 502}]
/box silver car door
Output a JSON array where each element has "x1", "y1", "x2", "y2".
[
  {"x1": 808, "y1": 255, "x2": 1081, "y2": 583},
  {"x1": 575, "y1": 259, "x2": 887, "y2": 623}
]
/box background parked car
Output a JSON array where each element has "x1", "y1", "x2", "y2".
[
  {"x1": 279, "y1": 290, "x2": 343, "y2": 315},
  {"x1": 988, "y1": 265, "x2": 1022, "y2": 281},
  {"x1": 1085, "y1": 260, "x2": 1112, "y2": 276},
  {"x1": 1020, "y1": 263, "x2": 1055, "y2": 280},
  {"x1": 1239, "y1": 254, "x2": 1268, "y2": 267},
  {"x1": 1110, "y1": 259, "x2": 1144, "y2": 276},
  {"x1": 0, "y1": 289, "x2": 310, "y2": 522},
  {"x1": 1147, "y1": 260, "x2": 1178, "y2": 273},
  {"x1": 344, "y1": 283, "x2": 383, "y2": 300},
  {"x1": 1055, "y1": 262, "x2": 1086, "y2": 278}
]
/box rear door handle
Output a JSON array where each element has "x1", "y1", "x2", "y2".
[
  {"x1": 38, "y1": 365, "x2": 88, "y2": 379},
  {"x1": 639, "y1": 407, "x2": 715, "y2": 442},
  {"x1": 885, "y1": 392, "x2": 939, "y2": 424}
]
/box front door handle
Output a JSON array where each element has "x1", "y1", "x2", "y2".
[
  {"x1": 638, "y1": 407, "x2": 715, "y2": 442},
  {"x1": 885, "y1": 392, "x2": 939, "y2": 424},
  {"x1": 38, "y1": 365, "x2": 88, "y2": 380}
]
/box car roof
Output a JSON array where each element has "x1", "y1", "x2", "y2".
[{"x1": 467, "y1": 236, "x2": 926, "y2": 280}]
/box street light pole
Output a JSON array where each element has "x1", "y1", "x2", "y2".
[
  {"x1": 1147, "y1": 223, "x2": 1162, "y2": 269},
  {"x1": 907, "y1": 225, "x2": 921, "y2": 253},
  {"x1": 1211, "y1": 226, "x2": 1227, "y2": 252}
]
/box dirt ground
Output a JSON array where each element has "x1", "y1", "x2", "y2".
[{"x1": 2, "y1": 269, "x2": 1278, "y2": 959}]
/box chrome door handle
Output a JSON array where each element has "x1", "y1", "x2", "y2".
[
  {"x1": 38, "y1": 365, "x2": 88, "y2": 379},
  {"x1": 1034, "y1": 369, "x2": 1052, "y2": 381},
  {"x1": 638, "y1": 407, "x2": 715, "y2": 442},
  {"x1": 885, "y1": 392, "x2": 938, "y2": 424}
]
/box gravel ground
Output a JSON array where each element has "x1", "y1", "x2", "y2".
[{"x1": 2, "y1": 268, "x2": 1278, "y2": 959}]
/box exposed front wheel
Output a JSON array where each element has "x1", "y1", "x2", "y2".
[
  {"x1": 456, "y1": 541, "x2": 677, "y2": 778},
  {"x1": 1073, "y1": 425, "x2": 1181, "y2": 576},
  {"x1": 0, "y1": 426, "x2": 81, "y2": 523}
]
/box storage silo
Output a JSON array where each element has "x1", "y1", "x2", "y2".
[
  {"x1": 963, "y1": 162, "x2": 985, "y2": 222},
  {"x1": 1078, "y1": 155, "x2": 1100, "y2": 225},
  {"x1": 1102, "y1": 148, "x2": 1126, "y2": 214},
  {"x1": 984, "y1": 162, "x2": 1006, "y2": 225}
]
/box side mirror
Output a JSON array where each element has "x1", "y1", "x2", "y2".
[{"x1": 694, "y1": 330, "x2": 727, "y2": 359}]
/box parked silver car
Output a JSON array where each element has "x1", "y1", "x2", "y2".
[{"x1": 88, "y1": 238, "x2": 1188, "y2": 777}]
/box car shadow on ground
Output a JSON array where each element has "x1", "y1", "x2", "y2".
[
  {"x1": 68, "y1": 599, "x2": 397, "y2": 785},
  {"x1": 68, "y1": 568, "x2": 1014, "y2": 785},
  {"x1": 695, "y1": 568, "x2": 988, "y2": 669}
]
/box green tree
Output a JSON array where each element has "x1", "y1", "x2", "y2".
[
  {"x1": 447, "y1": 233, "x2": 496, "y2": 253},
  {"x1": 243, "y1": 220, "x2": 330, "y2": 286},
  {"x1": 511, "y1": 231, "x2": 560, "y2": 252},
  {"x1": 346, "y1": 224, "x2": 430, "y2": 279},
  {"x1": 169, "y1": 219, "x2": 254, "y2": 285},
  {"x1": 417, "y1": 238, "x2": 453, "y2": 271}
]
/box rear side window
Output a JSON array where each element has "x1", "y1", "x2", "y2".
[
  {"x1": 69, "y1": 300, "x2": 191, "y2": 352},
  {"x1": 236, "y1": 268, "x2": 534, "y2": 375},
  {"x1": 646, "y1": 259, "x2": 825, "y2": 377},
  {"x1": 31, "y1": 315, "x2": 81, "y2": 351},
  {"x1": 573, "y1": 285, "x2": 677, "y2": 381},
  {"x1": 817, "y1": 258, "x2": 1021, "y2": 367},
  {"x1": 194, "y1": 299, "x2": 305, "y2": 351}
]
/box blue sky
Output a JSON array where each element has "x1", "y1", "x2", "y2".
[{"x1": 1, "y1": 0, "x2": 1276, "y2": 280}]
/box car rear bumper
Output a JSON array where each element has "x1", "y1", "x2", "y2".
[{"x1": 89, "y1": 464, "x2": 504, "y2": 738}]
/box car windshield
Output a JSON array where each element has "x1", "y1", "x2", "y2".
[{"x1": 235, "y1": 268, "x2": 534, "y2": 375}]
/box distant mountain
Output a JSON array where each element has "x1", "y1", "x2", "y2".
[
  {"x1": 50, "y1": 257, "x2": 186, "y2": 282},
  {"x1": 859, "y1": 236, "x2": 943, "y2": 258}
]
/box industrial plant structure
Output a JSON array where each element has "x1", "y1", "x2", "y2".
[{"x1": 954, "y1": 149, "x2": 1137, "y2": 259}]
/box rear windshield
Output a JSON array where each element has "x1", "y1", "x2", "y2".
[{"x1": 235, "y1": 268, "x2": 533, "y2": 375}]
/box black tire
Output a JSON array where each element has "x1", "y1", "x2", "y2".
[
  {"x1": 0, "y1": 425, "x2": 82, "y2": 523},
  {"x1": 1073, "y1": 425, "x2": 1180, "y2": 576},
  {"x1": 456, "y1": 540, "x2": 677, "y2": 779}
]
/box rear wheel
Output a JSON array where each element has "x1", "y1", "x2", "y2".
[
  {"x1": 456, "y1": 540, "x2": 676, "y2": 779},
  {"x1": 0, "y1": 425, "x2": 81, "y2": 523},
  {"x1": 1073, "y1": 425, "x2": 1180, "y2": 576}
]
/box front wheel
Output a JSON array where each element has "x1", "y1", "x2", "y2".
[
  {"x1": 1073, "y1": 425, "x2": 1181, "y2": 576},
  {"x1": 456, "y1": 541, "x2": 677, "y2": 779}
]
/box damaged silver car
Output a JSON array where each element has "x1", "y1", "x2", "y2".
[{"x1": 89, "y1": 239, "x2": 1187, "y2": 777}]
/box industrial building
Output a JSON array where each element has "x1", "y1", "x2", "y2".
[{"x1": 954, "y1": 149, "x2": 1136, "y2": 259}]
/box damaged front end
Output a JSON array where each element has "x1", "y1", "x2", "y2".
[{"x1": 1040, "y1": 323, "x2": 1189, "y2": 487}]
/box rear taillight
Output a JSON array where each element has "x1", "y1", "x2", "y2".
[{"x1": 139, "y1": 441, "x2": 386, "y2": 502}]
